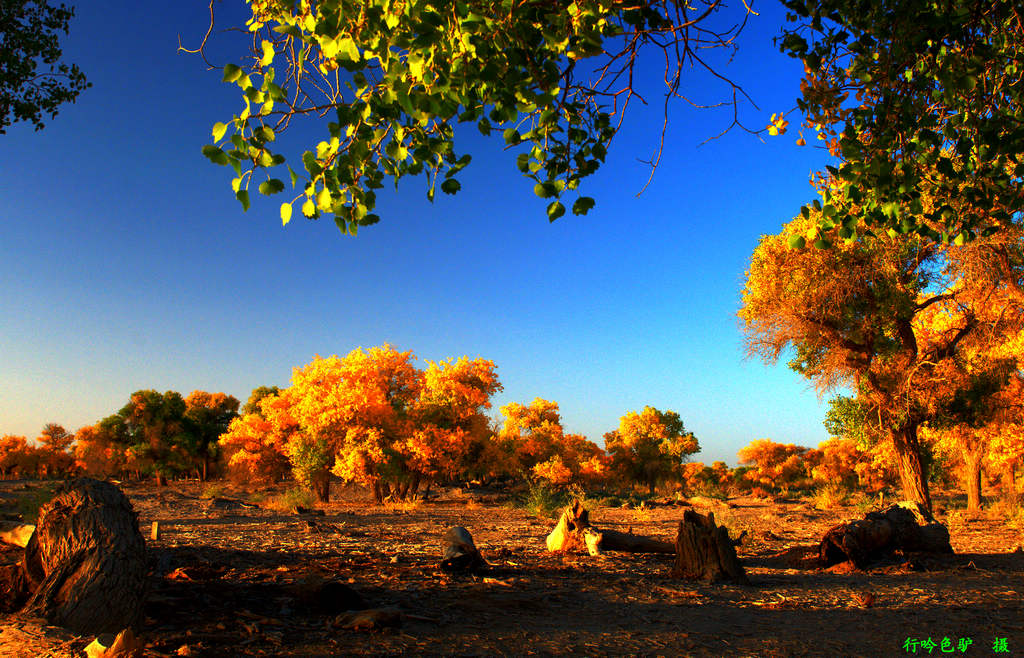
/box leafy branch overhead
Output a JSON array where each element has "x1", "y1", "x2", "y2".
[
  {"x1": 779, "y1": 0, "x2": 1024, "y2": 245},
  {"x1": 0, "y1": 1, "x2": 89, "y2": 133},
  {"x1": 193, "y1": 0, "x2": 755, "y2": 234}
]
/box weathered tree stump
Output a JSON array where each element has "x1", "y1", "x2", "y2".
[
  {"x1": 440, "y1": 526, "x2": 487, "y2": 572},
  {"x1": 818, "y1": 501, "x2": 953, "y2": 569},
  {"x1": 545, "y1": 500, "x2": 675, "y2": 555},
  {"x1": 671, "y1": 509, "x2": 749, "y2": 584},
  {"x1": 13, "y1": 478, "x2": 148, "y2": 634}
]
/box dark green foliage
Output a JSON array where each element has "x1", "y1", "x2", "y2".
[{"x1": 0, "y1": 0, "x2": 89, "y2": 132}]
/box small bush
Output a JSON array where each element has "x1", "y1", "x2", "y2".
[
  {"x1": 266, "y1": 486, "x2": 316, "y2": 512},
  {"x1": 522, "y1": 480, "x2": 568, "y2": 519},
  {"x1": 200, "y1": 483, "x2": 227, "y2": 499},
  {"x1": 809, "y1": 483, "x2": 849, "y2": 510}
]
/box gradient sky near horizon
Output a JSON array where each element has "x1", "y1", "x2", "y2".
[{"x1": 0, "y1": 1, "x2": 844, "y2": 465}]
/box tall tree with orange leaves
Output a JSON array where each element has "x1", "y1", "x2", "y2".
[{"x1": 740, "y1": 201, "x2": 1024, "y2": 511}]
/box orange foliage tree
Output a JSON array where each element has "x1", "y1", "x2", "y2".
[
  {"x1": 219, "y1": 392, "x2": 295, "y2": 486},
  {"x1": 604, "y1": 406, "x2": 699, "y2": 493},
  {"x1": 220, "y1": 346, "x2": 502, "y2": 502},
  {"x1": 73, "y1": 423, "x2": 127, "y2": 479},
  {"x1": 736, "y1": 439, "x2": 809, "y2": 492},
  {"x1": 1, "y1": 435, "x2": 32, "y2": 479},
  {"x1": 496, "y1": 398, "x2": 606, "y2": 486},
  {"x1": 740, "y1": 204, "x2": 1024, "y2": 511}
]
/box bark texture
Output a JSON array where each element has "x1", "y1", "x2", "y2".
[
  {"x1": 20, "y1": 477, "x2": 148, "y2": 634},
  {"x1": 892, "y1": 426, "x2": 932, "y2": 512},
  {"x1": 818, "y1": 501, "x2": 953, "y2": 568},
  {"x1": 671, "y1": 509, "x2": 749, "y2": 584}
]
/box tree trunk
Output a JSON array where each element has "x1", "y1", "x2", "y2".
[
  {"x1": 671, "y1": 509, "x2": 748, "y2": 584},
  {"x1": 16, "y1": 478, "x2": 147, "y2": 634},
  {"x1": 372, "y1": 481, "x2": 384, "y2": 504},
  {"x1": 963, "y1": 447, "x2": 984, "y2": 511},
  {"x1": 314, "y1": 475, "x2": 330, "y2": 503},
  {"x1": 1002, "y1": 462, "x2": 1018, "y2": 503},
  {"x1": 155, "y1": 472, "x2": 168, "y2": 487},
  {"x1": 891, "y1": 425, "x2": 931, "y2": 512}
]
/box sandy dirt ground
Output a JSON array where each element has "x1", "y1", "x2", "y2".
[{"x1": 2, "y1": 479, "x2": 1023, "y2": 656}]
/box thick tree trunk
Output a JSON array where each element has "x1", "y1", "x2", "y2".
[
  {"x1": 963, "y1": 447, "x2": 984, "y2": 511},
  {"x1": 16, "y1": 478, "x2": 147, "y2": 634},
  {"x1": 891, "y1": 425, "x2": 932, "y2": 512},
  {"x1": 671, "y1": 509, "x2": 749, "y2": 584}
]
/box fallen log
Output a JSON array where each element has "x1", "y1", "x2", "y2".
[
  {"x1": 11, "y1": 478, "x2": 147, "y2": 635},
  {"x1": 818, "y1": 501, "x2": 953, "y2": 569},
  {"x1": 545, "y1": 500, "x2": 675, "y2": 555},
  {"x1": 0, "y1": 523, "x2": 36, "y2": 548},
  {"x1": 671, "y1": 509, "x2": 749, "y2": 584}
]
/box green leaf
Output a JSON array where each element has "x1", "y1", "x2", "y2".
[
  {"x1": 787, "y1": 235, "x2": 806, "y2": 249},
  {"x1": 813, "y1": 238, "x2": 832, "y2": 249},
  {"x1": 259, "y1": 179, "x2": 285, "y2": 195},
  {"x1": 572, "y1": 197, "x2": 595, "y2": 215},
  {"x1": 212, "y1": 122, "x2": 228, "y2": 142},
  {"x1": 287, "y1": 166, "x2": 299, "y2": 187},
  {"x1": 202, "y1": 145, "x2": 229, "y2": 166},
  {"x1": 257, "y1": 126, "x2": 275, "y2": 142},
  {"x1": 235, "y1": 189, "x2": 250, "y2": 212},
  {"x1": 222, "y1": 64, "x2": 242, "y2": 83},
  {"x1": 547, "y1": 200, "x2": 565, "y2": 222},
  {"x1": 533, "y1": 182, "x2": 556, "y2": 198},
  {"x1": 280, "y1": 202, "x2": 293, "y2": 226},
  {"x1": 440, "y1": 179, "x2": 461, "y2": 194}
]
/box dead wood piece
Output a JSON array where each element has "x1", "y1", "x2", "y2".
[
  {"x1": 546, "y1": 500, "x2": 675, "y2": 555},
  {"x1": 545, "y1": 500, "x2": 590, "y2": 553},
  {"x1": 84, "y1": 628, "x2": 143, "y2": 657},
  {"x1": 440, "y1": 526, "x2": 487, "y2": 572},
  {"x1": 671, "y1": 509, "x2": 749, "y2": 585},
  {"x1": 818, "y1": 501, "x2": 953, "y2": 568},
  {"x1": 335, "y1": 606, "x2": 402, "y2": 630},
  {"x1": 0, "y1": 523, "x2": 35, "y2": 548},
  {"x1": 600, "y1": 529, "x2": 675, "y2": 554},
  {"x1": 19, "y1": 478, "x2": 148, "y2": 635}
]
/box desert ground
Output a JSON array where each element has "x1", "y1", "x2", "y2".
[{"x1": 2, "y1": 479, "x2": 1023, "y2": 657}]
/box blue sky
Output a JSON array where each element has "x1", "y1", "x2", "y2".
[{"x1": 0, "y1": 2, "x2": 840, "y2": 465}]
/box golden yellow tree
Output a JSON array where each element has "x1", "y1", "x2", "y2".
[
  {"x1": 605, "y1": 406, "x2": 699, "y2": 493},
  {"x1": 740, "y1": 205, "x2": 1024, "y2": 510}
]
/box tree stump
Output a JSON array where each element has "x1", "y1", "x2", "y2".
[
  {"x1": 545, "y1": 500, "x2": 675, "y2": 555},
  {"x1": 818, "y1": 501, "x2": 953, "y2": 569},
  {"x1": 440, "y1": 526, "x2": 487, "y2": 572},
  {"x1": 16, "y1": 478, "x2": 148, "y2": 634},
  {"x1": 671, "y1": 509, "x2": 749, "y2": 584}
]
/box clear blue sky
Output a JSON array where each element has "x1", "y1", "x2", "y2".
[{"x1": 0, "y1": 2, "x2": 840, "y2": 465}]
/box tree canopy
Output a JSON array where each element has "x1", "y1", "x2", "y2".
[
  {"x1": 779, "y1": 0, "x2": 1024, "y2": 245},
  {"x1": 739, "y1": 202, "x2": 1024, "y2": 509},
  {"x1": 0, "y1": 0, "x2": 88, "y2": 133}
]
